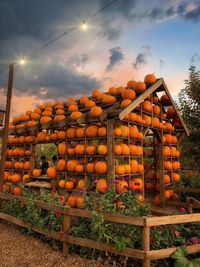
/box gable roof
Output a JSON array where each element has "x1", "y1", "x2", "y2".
[{"x1": 119, "y1": 78, "x2": 189, "y2": 136}]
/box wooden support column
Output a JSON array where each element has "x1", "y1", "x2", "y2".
[
  {"x1": 0, "y1": 64, "x2": 14, "y2": 191},
  {"x1": 158, "y1": 138, "x2": 165, "y2": 207},
  {"x1": 142, "y1": 224, "x2": 150, "y2": 267},
  {"x1": 62, "y1": 208, "x2": 70, "y2": 256},
  {"x1": 107, "y1": 119, "x2": 115, "y2": 188}
]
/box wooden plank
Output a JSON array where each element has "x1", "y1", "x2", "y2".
[
  {"x1": 67, "y1": 235, "x2": 145, "y2": 259},
  {"x1": 119, "y1": 79, "x2": 163, "y2": 120},
  {"x1": 142, "y1": 226, "x2": 151, "y2": 267},
  {"x1": 0, "y1": 64, "x2": 14, "y2": 191},
  {"x1": 100, "y1": 102, "x2": 120, "y2": 122},
  {"x1": 162, "y1": 80, "x2": 189, "y2": 136},
  {"x1": 62, "y1": 211, "x2": 70, "y2": 256},
  {"x1": 0, "y1": 212, "x2": 64, "y2": 241},
  {"x1": 148, "y1": 244, "x2": 200, "y2": 260},
  {"x1": 107, "y1": 119, "x2": 115, "y2": 188},
  {"x1": 146, "y1": 213, "x2": 200, "y2": 226},
  {"x1": 168, "y1": 187, "x2": 200, "y2": 193}
]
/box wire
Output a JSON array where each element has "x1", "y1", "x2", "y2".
[
  {"x1": 28, "y1": 0, "x2": 119, "y2": 57},
  {"x1": 89, "y1": 0, "x2": 118, "y2": 18}
]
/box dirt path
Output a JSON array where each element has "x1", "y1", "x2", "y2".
[{"x1": 0, "y1": 222, "x2": 108, "y2": 267}]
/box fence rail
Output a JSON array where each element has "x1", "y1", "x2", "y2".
[{"x1": 1, "y1": 192, "x2": 200, "y2": 267}]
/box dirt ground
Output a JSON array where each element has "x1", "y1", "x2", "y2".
[{"x1": 0, "y1": 222, "x2": 109, "y2": 267}]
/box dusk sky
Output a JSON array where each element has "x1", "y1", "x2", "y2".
[{"x1": 0, "y1": 0, "x2": 200, "y2": 118}]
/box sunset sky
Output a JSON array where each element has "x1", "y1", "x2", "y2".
[{"x1": 0, "y1": 0, "x2": 200, "y2": 118}]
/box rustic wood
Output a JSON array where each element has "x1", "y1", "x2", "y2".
[
  {"x1": 168, "y1": 187, "x2": 200, "y2": 193},
  {"x1": 162, "y1": 79, "x2": 189, "y2": 136},
  {"x1": 107, "y1": 119, "x2": 115, "y2": 188},
  {"x1": 142, "y1": 226, "x2": 150, "y2": 267},
  {"x1": 148, "y1": 244, "x2": 200, "y2": 260},
  {"x1": 119, "y1": 79, "x2": 163, "y2": 120},
  {"x1": 146, "y1": 213, "x2": 200, "y2": 226},
  {"x1": 67, "y1": 235, "x2": 145, "y2": 259},
  {"x1": 63, "y1": 208, "x2": 70, "y2": 256},
  {"x1": 0, "y1": 64, "x2": 14, "y2": 191}
]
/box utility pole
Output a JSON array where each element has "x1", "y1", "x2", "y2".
[{"x1": 0, "y1": 64, "x2": 14, "y2": 191}]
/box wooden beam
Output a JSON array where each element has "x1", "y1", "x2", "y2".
[
  {"x1": 0, "y1": 64, "x2": 14, "y2": 192},
  {"x1": 100, "y1": 102, "x2": 120, "y2": 122},
  {"x1": 119, "y1": 79, "x2": 163, "y2": 120},
  {"x1": 146, "y1": 213, "x2": 200, "y2": 227},
  {"x1": 168, "y1": 187, "x2": 200, "y2": 193},
  {"x1": 67, "y1": 235, "x2": 145, "y2": 259},
  {"x1": 162, "y1": 80, "x2": 189, "y2": 136},
  {"x1": 107, "y1": 119, "x2": 115, "y2": 188},
  {"x1": 142, "y1": 226, "x2": 151, "y2": 267}
]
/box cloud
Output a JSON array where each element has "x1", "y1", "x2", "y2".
[
  {"x1": 159, "y1": 59, "x2": 164, "y2": 68},
  {"x1": 70, "y1": 54, "x2": 89, "y2": 70},
  {"x1": 106, "y1": 47, "x2": 124, "y2": 71},
  {"x1": 132, "y1": 45, "x2": 151, "y2": 69}
]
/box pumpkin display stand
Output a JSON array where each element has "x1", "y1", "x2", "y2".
[{"x1": 2, "y1": 74, "x2": 200, "y2": 267}]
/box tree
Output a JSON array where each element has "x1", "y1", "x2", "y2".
[{"x1": 178, "y1": 65, "x2": 200, "y2": 170}]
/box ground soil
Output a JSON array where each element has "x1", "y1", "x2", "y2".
[{"x1": 0, "y1": 221, "x2": 110, "y2": 267}]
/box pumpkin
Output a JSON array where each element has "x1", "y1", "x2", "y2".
[
  {"x1": 2, "y1": 184, "x2": 11, "y2": 193},
  {"x1": 26, "y1": 110, "x2": 32, "y2": 116},
  {"x1": 92, "y1": 89, "x2": 101, "y2": 98},
  {"x1": 120, "y1": 143, "x2": 130, "y2": 155},
  {"x1": 50, "y1": 132, "x2": 58, "y2": 141},
  {"x1": 24, "y1": 161, "x2": 30, "y2": 170},
  {"x1": 42, "y1": 110, "x2": 52, "y2": 117},
  {"x1": 167, "y1": 107, "x2": 177, "y2": 119},
  {"x1": 76, "y1": 197, "x2": 84, "y2": 209},
  {"x1": 135, "y1": 81, "x2": 146, "y2": 93},
  {"x1": 96, "y1": 179, "x2": 108, "y2": 193},
  {"x1": 40, "y1": 116, "x2": 52, "y2": 124},
  {"x1": 13, "y1": 186, "x2": 22, "y2": 196},
  {"x1": 80, "y1": 96, "x2": 89, "y2": 105},
  {"x1": 103, "y1": 95, "x2": 116, "y2": 104},
  {"x1": 145, "y1": 183, "x2": 155, "y2": 191},
  {"x1": 120, "y1": 99, "x2": 132, "y2": 109},
  {"x1": 114, "y1": 128, "x2": 122, "y2": 137},
  {"x1": 18, "y1": 136, "x2": 25, "y2": 143},
  {"x1": 154, "y1": 195, "x2": 161, "y2": 205},
  {"x1": 130, "y1": 159, "x2": 139, "y2": 173},
  {"x1": 37, "y1": 132, "x2": 47, "y2": 142},
  {"x1": 76, "y1": 128, "x2": 85, "y2": 138},
  {"x1": 68, "y1": 104, "x2": 78, "y2": 112},
  {"x1": 85, "y1": 100, "x2": 96, "y2": 108},
  {"x1": 122, "y1": 89, "x2": 136, "y2": 100},
  {"x1": 32, "y1": 169, "x2": 41, "y2": 177},
  {"x1": 57, "y1": 159, "x2": 66, "y2": 172},
  {"x1": 144, "y1": 74, "x2": 157, "y2": 84},
  {"x1": 85, "y1": 162, "x2": 94, "y2": 173},
  {"x1": 129, "y1": 126, "x2": 139, "y2": 139},
  {"x1": 116, "y1": 86, "x2": 125, "y2": 96},
  {"x1": 54, "y1": 115, "x2": 65, "y2": 122},
  {"x1": 129, "y1": 145, "x2": 137, "y2": 156},
  {"x1": 75, "y1": 164, "x2": 84, "y2": 173},
  {"x1": 137, "y1": 164, "x2": 144, "y2": 173},
  {"x1": 164, "y1": 161, "x2": 172, "y2": 170},
  {"x1": 172, "y1": 161, "x2": 180, "y2": 170},
  {"x1": 11, "y1": 174, "x2": 22, "y2": 184},
  {"x1": 68, "y1": 147, "x2": 75, "y2": 156},
  {"x1": 127, "y1": 80, "x2": 136, "y2": 88},
  {"x1": 130, "y1": 178, "x2": 143, "y2": 190},
  {"x1": 77, "y1": 179, "x2": 85, "y2": 190},
  {"x1": 98, "y1": 144, "x2": 107, "y2": 155},
  {"x1": 160, "y1": 94, "x2": 170, "y2": 105},
  {"x1": 23, "y1": 174, "x2": 30, "y2": 183},
  {"x1": 31, "y1": 112, "x2": 41, "y2": 120},
  {"x1": 86, "y1": 145, "x2": 97, "y2": 155},
  {"x1": 71, "y1": 111, "x2": 83, "y2": 121},
  {"x1": 67, "y1": 195, "x2": 78, "y2": 208},
  {"x1": 86, "y1": 125, "x2": 99, "y2": 137},
  {"x1": 153, "y1": 105, "x2": 160, "y2": 115},
  {"x1": 97, "y1": 93, "x2": 106, "y2": 101},
  {"x1": 66, "y1": 128, "x2": 76, "y2": 139},
  {"x1": 152, "y1": 117, "x2": 160, "y2": 128},
  {"x1": 108, "y1": 87, "x2": 116, "y2": 94},
  {"x1": 57, "y1": 131, "x2": 66, "y2": 140},
  {"x1": 65, "y1": 181, "x2": 74, "y2": 190},
  {"x1": 58, "y1": 143, "x2": 67, "y2": 156},
  {"x1": 4, "y1": 171, "x2": 10, "y2": 181},
  {"x1": 164, "y1": 190, "x2": 171, "y2": 199},
  {"x1": 56, "y1": 109, "x2": 65, "y2": 115},
  {"x1": 163, "y1": 146, "x2": 171, "y2": 157},
  {"x1": 67, "y1": 160, "x2": 78, "y2": 172},
  {"x1": 47, "y1": 167, "x2": 57, "y2": 178},
  {"x1": 75, "y1": 144, "x2": 85, "y2": 155},
  {"x1": 115, "y1": 165, "x2": 125, "y2": 175},
  {"x1": 124, "y1": 164, "x2": 131, "y2": 174},
  {"x1": 98, "y1": 127, "x2": 107, "y2": 137},
  {"x1": 67, "y1": 97, "x2": 77, "y2": 106},
  {"x1": 172, "y1": 172, "x2": 180, "y2": 182},
  {"x1": 114, "y1": 144, "x2": 122, "y2": 155},
  {"x1": 59, "y1": 180, "x2": 66, "y2": 188},
  {"x1": 95, "y1": 161, "x2": 107, "y2": 174},
  {"x1": 90, "y1": 106, "x2": 103, "y2": 117},
  {"x1": 142, "y1": 100, "x2": 152, "y2": 112},
  {"x1": 120, "y1": 125, "x2": 129, "y2": 137},
  {"x1": 116, "y1": 180, "x2": 128, "y2": 194}
]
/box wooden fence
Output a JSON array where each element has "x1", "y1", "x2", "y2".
[{"x1": 0, "y1": 192, "x2": 200, "y2": 267}]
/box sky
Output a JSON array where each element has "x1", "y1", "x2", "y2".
[{"x1": 0, "y1": 0, "x2": 200, "y2": 118}]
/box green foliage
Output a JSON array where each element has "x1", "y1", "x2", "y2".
[
  {"x1": 35, "y1": 143, "x2": 57, "y2": 162},
  {"x1": 178, "y1": 65, "x2": 200, "y2": 170},
  {"x1": 171, "y1": 247, "x2": 200, "y2": 267}
]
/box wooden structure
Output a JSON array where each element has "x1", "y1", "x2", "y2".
[
  {"x1": 1, "y1": 78, "x2": 189, "y2": 206},
  {"x1": 0, "y1": 193, "x2": 200, "y2": 267}
]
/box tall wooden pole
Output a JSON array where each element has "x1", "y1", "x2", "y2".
[{"x1": 0, "y1": 64, "x2": 14, "y2": 191}]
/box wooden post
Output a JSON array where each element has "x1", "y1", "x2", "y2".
[
  {"x1": 0, "y1": 64, "x2": 14, "y2": 191},
  {"x1": 107, "y1": 119, "x2": 115, "y2": 188},
  {"x1": 63, "y1": 209, "x2": 70, "y2": 256},
  {"x1": 142, "y1": 225, "x2": 150, "y2": 267}
]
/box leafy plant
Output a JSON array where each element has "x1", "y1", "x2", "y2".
[{"x1": 171, "y1": 247, "x2": 200, "y2": 267}]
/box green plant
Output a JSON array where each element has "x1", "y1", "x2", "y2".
[{"x1": 171, "y1": 247, "x2": 200, "y2": 267}]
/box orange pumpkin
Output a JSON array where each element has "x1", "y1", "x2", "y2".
[
  {"x1": 116, "y1": 180, "x2": 128, "y2": 194},
  {"x1": 65, "y1": 181, "x2": 74, "y2": 190},
  {"x1": 59, "y1": 180, "x2": 66, "y2": 188},
  {"x1": 67, "y1": 195, "x2": 78, "y2": 208},
  {"x1": 32, "y1": 169, "x2": 41, "y2": 177},
  {"x1": 130, "y1": 178, "x2": 143, "y2": 190},
  {"x1": 40, "y1": 116, "x2": 52, "y2": 124},
  {"x1": 114, "y1": 144, "x2": 122, "y2": 155},
  {"x1": 75, "y1": 144, "x2": 85, "y2": 155},
  {"x1": 77, "y1": 179, "x2": 85, "y2": 190},
  {"x1": 13, "y1": 186, "x2": 22, "y2": 196},
  {"x1": 76, "y1": 128, "x2": 85, "y2": 138},
  {"x1": 98, "y1": 144, "x2": 107, "y2": 155},
  {"x1": 71, "y1": 111, "x2": 83, "y2": 121},
  {"x1": 67, "y1": 160, "x2": 78, "y2": 172},
  {"x1": 24, "y1": 161, "x2": 30, "y2": 170},
  {"x1": 47, "y1": 167, "x2": 57, "y2": 178},
  {"x1": 135, "y1": 81, "x2": 146, "y2": 93},
  {"x1": 86, "y1": 162, "x2": 95, "y2": 173},
  {"x1": 22, "y1": 174, "x2": 30, "y2": 183},
  {"x1": 108, "y1": 86, "x2": 116, "y2": 94},
  {"x1": 86, "y1": 145, "x2": 97, "y2": 155},
  {"x1": 76, "y1": 197, "x2": 84, "y2": 209},
  {"x1": 57, "y1": 159, "x2": 66, "y2": 172},
  {"x1": 153, "y1": 105, "x2": 160, "y2": 115},
  {"x1": 58, "y1": 143, "x2": 67, "y2": 156},
  {"x1": 86, "y1": 125, "x2": 99, "y2": 137},
  {"x1": 130, "y1": 159, "x2": 139, "y2": 173},
  {"x1": 142, "y1": 100, "x2": 152, "y2": 112},
  {"x1": 66, "y1": 128, "x2": 76, "y2": 139},
  {"x1": 144, "y1": 74, "x2": 156, "y2": 84},
  {"x1": 96, "y1": 178, "x2": 108, "y2": 193},
  {"x1": 122, "y1": 89, "x2": 136, "y2": 100},
  {"x1": 95, "y1": 161, "x2": 107, "y2": 174},
  {"x1": 103, "y1": 95, "x2": 116, "y2": 104},
  {"x1": 127, "y1": 80, "x2": 136, "y2": 88},
  {"x1": 115, "y1": 165, "x2": 125, "y2": 175},
  {"x1": 120, "y1": 99, "x2": 132, "y2": 109},
  {"x1": 37, "y1": 132, "x2": 47, "y2": 142},
  {"x1": 75, "y1": 164, "x2": 84, "y2": 173},
  {"x1": 68, "y1": 104, "x2": 78, "y2": 112},
  {"x1": 98, "y1": 127, "x2": 107, "y2": 137},
  {"x1": 85, "y1": 100, "x2": 96, "y2": 108},
  {"x1": 90, "y1": 106, "x2": 103, "y2": 117}
]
